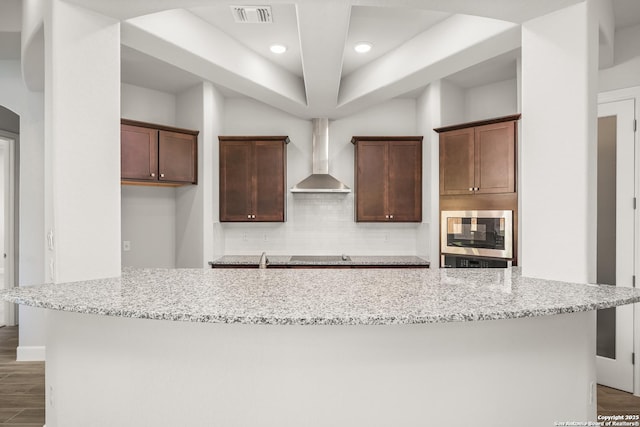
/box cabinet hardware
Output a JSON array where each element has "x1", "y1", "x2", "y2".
[
  {"x1": 390, "y1": 215, "x2": 394, "y2": 219},
  {"x1": 150, "y1": 173, "x2": 155, "y2": 177},
  {"x1": 385, "y1": 215, "x2": 389, "y2": 219},
  {"x1": 469, "y1": 187, "x2": 473, "y2": 191},
  {"x1": 475, "y1": 187, "x2": 479, "y2": 191},
  {"x1": 160, "y1": 173, "x2": 165, "y2": 178},
  {"x1": 252, "y1": 215, "x2": 256, "y2": 219},
  {"x1": 247, "y1": 214, "x2": 251, "y2": 219}
]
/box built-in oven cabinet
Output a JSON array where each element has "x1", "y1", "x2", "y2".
[
  {"x1": 440, "y1": 210, "x2": 513, "y2": 259},
  {"x1": 437, "y1": 115, "x2": 519, "y2": 196},
  {"x1": 436, "y1": 115, "x2": 520, "y2": 267}
]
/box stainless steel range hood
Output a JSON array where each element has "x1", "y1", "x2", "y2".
[{"x1": 290, "y1": 118, "x2": 351, "y2": 193}]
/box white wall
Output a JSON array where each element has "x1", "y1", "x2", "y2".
[
  {"x1": 175, "y1": 82, "x2": 224, "y2": 267},
  {"x1": 45, "y1": 0, "x2": 121, "y2": 283},
  {"x1": 120, "y1": 84, "x2": 177, "y2": 268},
  {"x1": 121, "y1": 186, "x2": 176, "y2": 268},
  {"x1": 416, "y1": 82, "x2": 442, "y2": 262},
  {"x1": 221, "y1": 98, "x2": 423, "y2": 256},
  {"x1": 464, "y1": 78, "x2": 518, "y2": 122},
  {"x1": 521, "y1": 1, "x2": 598, "y2": 283},
  {"x1": 599, "y1": 23, "x2": 640, "y2": 92},
  {"x1": 121, "y1": 83, "x2": 176, "y2": 125},
  {"x1": 439, "y1": 80, "x2": 465, "y2": 126}
]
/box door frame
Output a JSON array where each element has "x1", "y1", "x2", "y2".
[
  {"x1": 599, "y1": 86, "x2": 640, "y2": 397},
  {"x1": 596, "y1": 99, "x2": 635, "y2": 392},
  {"x1": 0, "y1": 130, "x2": 17, "y2": 327}
]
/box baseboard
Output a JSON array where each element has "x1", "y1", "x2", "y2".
[{"x1": 17, "y1": 345, "x2": 46, "y2": 361}]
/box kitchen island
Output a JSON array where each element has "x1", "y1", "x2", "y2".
[{"x1": 3, "y1": 267, "x2": 640, "y2": 426}]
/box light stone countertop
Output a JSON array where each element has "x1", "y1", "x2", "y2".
[
  {"x1": 2, "y1": 267, "x2": 640, "y2": 325},
  {"x1": 210, "y1": 255, "x2": 430, "y2": 267}
]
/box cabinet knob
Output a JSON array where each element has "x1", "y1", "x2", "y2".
[
  {"x1": 385, "y1": 215, "x2": 389, "y2": 219},
  {"x1": 160, "y1": 173, "x2": 165, "y2": 178},
  {"x1": 247, "y1": 214, "x2": 251, "y2": 219},
  {"x1": 475, "y1": 187, "x2": 479, "y2": 191},
  {"x1": 252, "y1": 215, "x2": 256, "y2": 219},
  {"x1": 150, "y1": 173, "x2": 156, "y2": 177},
  {"x1": 468, "y1": 187, "x2": 473, "y2": 191},
  {"x1": 390, "y1": 215, "x2": 394, "y2": 219}
]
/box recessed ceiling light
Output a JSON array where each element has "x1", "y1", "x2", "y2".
[
  {"x1": 270, "y1": 44, "x2": 287, "y2": 54},
  {"x1": 354, "y1": 42, "x2": 373, "y2": 54}
]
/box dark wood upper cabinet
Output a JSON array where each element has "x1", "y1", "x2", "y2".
[
  {"x1": 352, "y1": 136, "x2": 423, "y2": 222},
  {"x1": 121, "y1": 124, "x2": 158, "y2": 182},
  {"x1": 159, "y1": 130, "x2": 197, "y2": 183},
  {"x1": 438, "y1": 127, "x2": 475, "y2": 195},
  {"x1": 219, "y1": 136, "x2": 288, "y2": 222},
  {"x1": 436, "y1": 115, "x2": 519, "y2": 196},
  {"x1": 121, "y1": 119, "x2": 198, "y2": 186}
]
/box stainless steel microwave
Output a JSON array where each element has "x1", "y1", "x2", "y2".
[{"x1": 441, "y1": 210, "x2": 513, "y2": 259}]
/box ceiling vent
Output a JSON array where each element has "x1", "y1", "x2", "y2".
[{"x1": 230, "y1": 6, "x2": 273, "y2": 23}]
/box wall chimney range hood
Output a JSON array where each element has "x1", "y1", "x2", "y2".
[{"x1": 290, "y1": 118, "x2": 351, "y2": 193}]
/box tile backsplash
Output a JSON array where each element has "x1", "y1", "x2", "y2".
[{"x1": 222, "y1": 193, "x2": 427, "y2": 256}]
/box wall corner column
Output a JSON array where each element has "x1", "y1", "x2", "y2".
[{"x1": 520, "y1": 1, "x2": 599, "y2": 282}]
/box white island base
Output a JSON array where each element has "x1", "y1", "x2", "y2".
[{"x1": 45, "y1": 310, "x2": 596, "y2": 427}]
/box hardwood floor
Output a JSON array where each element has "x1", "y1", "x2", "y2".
[
  {"x1": 0, "y1": 325, "x2": 638, "y2": 426},
  {"x1": 598, "y1": 384, "x2": 640, "y2": 416},
  {"x1": 0, "y1": 326, "x2": 44, "y2": 427}
]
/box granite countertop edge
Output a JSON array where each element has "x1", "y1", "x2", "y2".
[{"x1": 2, "y1": 267, "x2": 640, "y2": 326}]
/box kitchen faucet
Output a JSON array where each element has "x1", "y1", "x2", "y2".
[{"x1": 259, "y1": 251, "x2": 269, "y2": 269}]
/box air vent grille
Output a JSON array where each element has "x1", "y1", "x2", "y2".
[{"x1": 230, "y1": 6, "x2": 273, "y2": 23}]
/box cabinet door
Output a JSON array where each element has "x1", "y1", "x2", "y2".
[
  {"x1": 474, "y1": 121, "x2": 515, "y2": 194},
  {"x1": 388, "y1": 141, "x2": 422, "y2": 222},
  {"x1": 121, "y1": 125, "x2": 158, "y2": 181},
  {"x1": 220, "y1": 141, "x2": 253, "y2": 222},
  {"x1": 439, "y1": 128, "x2": 475, "y2": 195},
  {"x1": 254, "y1": 140, "x2": 285, "y2": 222},
  {"x1": 355, "y1": 141, "x2": 388, "y2": 221},
  {"x1": 159, "y1": 131, "x2": 197, "y2": 184}
]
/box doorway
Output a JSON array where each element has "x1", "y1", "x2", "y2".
[
  {"x1": 0, "y1": 133, "x2": 16, "y2": 327},
  {"x1": 596, "y1": 99, "x2": 636, "y2": 393}
]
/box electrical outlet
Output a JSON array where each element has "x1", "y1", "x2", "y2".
[
  {"x1": 242, "y1": 233, "x2": 248, "y2": 242},
  {"x1": 49, "y1": 260, "x2": 55, "y2": 281},
  {"x1": 263, "y1": 234, "x2": 268, "y2": 241},
  {"x1": 384, "y1": 232, "x2": 390, "y2": 242},
  {"x1": 47, "y1": 230, "x2": 54, "y2": 251},
  {"x1": 123, "y1": 241, "x2": 131, "y2": 251}
]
